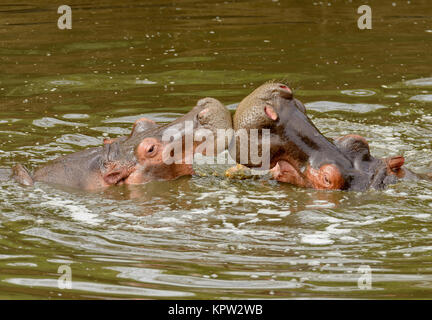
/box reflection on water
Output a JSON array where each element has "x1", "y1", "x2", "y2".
[{"x1": 0, "y1": 0, "x2": 432, "y2": 299}]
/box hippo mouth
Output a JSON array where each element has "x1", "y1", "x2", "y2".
[
  {"x1": 103, "y1": 161, "x2": 137, "y2": 186},
  {"x1": 114, "y1": 173, "x2": 131, "y2": 185},
  {"x1": 270, "y1": 159, "x2": 309, "y2": 188},
  {"x1": 269, "y1": 156, "x2": 347, "y2": 190}
]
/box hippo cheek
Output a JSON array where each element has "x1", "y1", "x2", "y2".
[
  {"x1": 305, "y1": 164, "x2": 345, "y2": 190},
  {"x1": 121, "y1": 138, "x2": 163, "y2": 184}
]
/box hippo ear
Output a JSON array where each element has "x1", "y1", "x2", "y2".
[
  {"x1": 264, "y1": 106, "x2": 278, "y2": 121},
  {"x1": 386, "y1": 156, "x2": 405, "y2": 172},
  {"x1": 334, "y1": 135, "x2": 371, "y2": 162},
  {"x1": 130, "y1": 118, "x2": 158, "y2": 137},
  {"x1": 103, "y1": 138, "x2": 116, "y2": 145}
]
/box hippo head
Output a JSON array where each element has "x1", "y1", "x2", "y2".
[
  {"x1": 333, "y1": 134, "x2": 407, "y2": 190},
  {"x1": 231, "y1": 82, "x2": 407, "y2": 191},
  {"x1": 103, "y1": 97, "x2": 233, "y2": 186}
]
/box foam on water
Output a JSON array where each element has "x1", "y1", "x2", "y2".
[
  {"x1": 42, "y1": 198, "x2": 103, "y2": 225},
  {"x1": 300, "y1": 233, "x2": 334, "y2": 246}
]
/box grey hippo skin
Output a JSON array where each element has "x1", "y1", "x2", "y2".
[
  {"x1": 13, "y1": 97, "x2": 232, "y2": 190},
  {"x1": 229, "y1": 81, "x2": 427, "y2": 191}
]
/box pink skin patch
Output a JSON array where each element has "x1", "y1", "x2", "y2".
[
  {"x1": 277, "y1": 84, "x2": 293, "y2": 99},
  {"x1": 136, "y1": 138, "x2": 160, "y2": 161},
  {"x1": 280, "y1": 84, "x2": 292, "y2": 93},
  {"x1": 386, "y1": 156, "x2": 405, "y2": 177},
  {"x1": 138, "y1": 117, "x2": 155, "y2": 124},
  {"x1": 387, "y1": 156, "x2": 404, "y2": 170},
  {"x1": 198, "y1": 108, "x2": 209, "y2": 117},
  {"x1": 270, "y1": 160, "x2": 345, "y2": 190},
  {"x1": 270, "y1": 160, "x2": 307, "y2": 187},
  {"x1": 264, "y1": 106, "x2": 278, "y2": 121},
  {"x1": 305, "y1": 164, "x2": 345, "y2": 190},
  {"x1": 103, "y1": 138, "x2": 115, "y2": 145},
  {"x1": 103, "y1": 163, "x2": 135, "y2": 185}
]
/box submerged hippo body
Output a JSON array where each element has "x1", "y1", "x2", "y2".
[
  {"x1": 13, "y1": 97, "x2": 232, "y2": 190},
  {"x1": 14, "y1": 145, "x2": 131, "y2": 190},
  {"x1": 230, "y1": 82, "x2": 422, "y2": 191}
]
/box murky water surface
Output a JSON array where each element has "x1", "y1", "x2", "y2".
[{"x1": 0, "y1": 1, "x2": 432, "y2": 299}]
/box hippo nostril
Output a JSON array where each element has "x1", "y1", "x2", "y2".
[
  {"x1": 103, "y1": 166, "x2": 134, "y2": 186},
  {"x1": 278, "y1": 84, "x2": 293, "y2": 99}
]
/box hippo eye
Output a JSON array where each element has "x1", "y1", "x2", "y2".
[
  {"x1": 136, "y1": 139, "x2": 159, "y2": 161},
  {"x1": 146, "y1": 144, "x2": 156, "y2": 156},
  {"x1": 318, "y1": 164, "x2": 345, "y2": 190}
]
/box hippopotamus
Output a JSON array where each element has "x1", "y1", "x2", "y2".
[
  {"x1": 229, "y1": 82, "x2": 425, "y2": 191},
  {"x1": 13, "y1": 97, "x2": 233, "y2": 190}
]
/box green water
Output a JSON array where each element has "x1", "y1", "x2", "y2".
[{"x1": 0, "y1": 0, "x2": 432, "y2": 299}]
